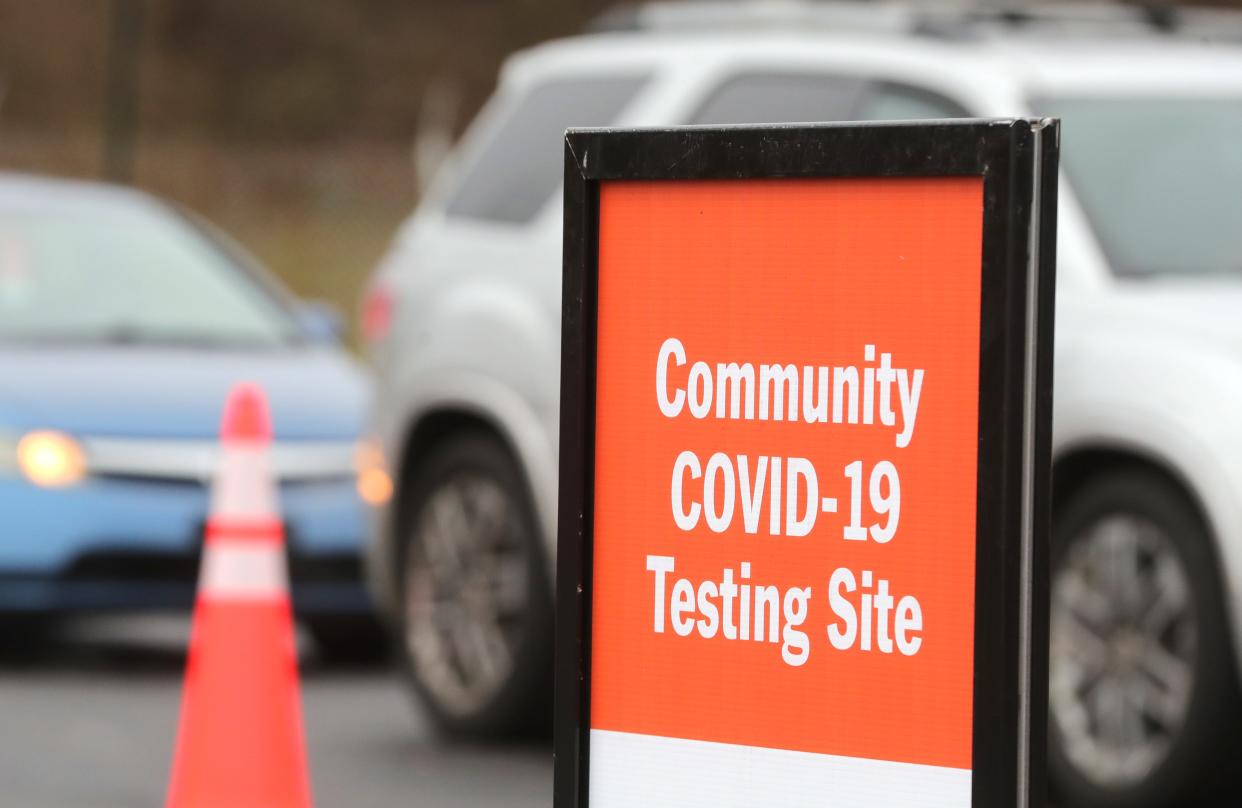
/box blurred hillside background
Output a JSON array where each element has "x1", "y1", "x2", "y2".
[
  {"x1": 0, "y1": 0, "x2": 1237, "y2": 345},
  {"x1": 0, "y1": 0, "x2": 614, "y2": 345}
]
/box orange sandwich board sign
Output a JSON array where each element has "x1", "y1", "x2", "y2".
[{"x1": 555, "y1": 121, "x2": 1058, "y2": 808}]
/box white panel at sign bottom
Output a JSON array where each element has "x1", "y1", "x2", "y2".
[{"x1": 589, "y1": 729, "x2": 971, "y2": 807}]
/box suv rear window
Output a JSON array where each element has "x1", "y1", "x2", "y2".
[
  {"x1": 692, "y1": 74, "x2": 865, "y2": 125},
  {"x1": 690, "y1": 74, "x2": 967, "y2": 127},
  {"x1": 446, "y1": 75, "x2": 649, "y2": 225}
]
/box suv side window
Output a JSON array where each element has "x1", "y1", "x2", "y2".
[
  {"x1": 690, "y1": 73, "x2": 865, "y2": 125},
  {"x1": 689, "y1": 73, "x2": 969, "y2": 126},
  {"x1": 445, "y1": 75, "x2": 648, "y2": 225},
  {"x1": 856, "y1": 82, "x2": 970, "y2": 121}
]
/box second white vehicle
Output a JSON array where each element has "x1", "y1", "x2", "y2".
[{"x1": 364, "y1": 5, "x2": 1242, "y2": 807}]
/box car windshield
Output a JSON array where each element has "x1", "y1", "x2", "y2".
[
  {"x1": 0, "y1": 195, "x2": 302, "y2": 346},
  {"x1": 1038, "y1": 96, "x2": 1242, "y2": 279}
]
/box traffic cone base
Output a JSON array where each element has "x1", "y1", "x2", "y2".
[{"x1": 168, "y1": 601, "x2": 309, "y2": 808}]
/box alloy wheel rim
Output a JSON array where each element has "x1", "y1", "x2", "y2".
[
  {"x1": 403, "y1": 474, "x2": 530, "y2": 717},
  {"x1": 1050, "y1": 512, "x2": 1197, "y2": 788}
]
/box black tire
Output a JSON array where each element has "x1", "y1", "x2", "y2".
[
  {"x1": 306, "y1": 616, "x2": 390, "y2": 665},
  {"x1": 394, "y1": 429, "x2": 553, "y2": 738},
  {"x1": 1049, "y1": 470, "x2": 1242, "y2": 808}
]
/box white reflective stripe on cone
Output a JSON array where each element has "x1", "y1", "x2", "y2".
[
  {"x1": 199, "y1": 541, "x2": 289, "y2": 600},
  {"x1": 209, "y1": 446, "x2": 279, "y2": 521}
]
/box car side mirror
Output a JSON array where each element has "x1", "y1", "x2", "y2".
[{"x1": 296, "y1": 300, "x2": 345, "y2": 344}]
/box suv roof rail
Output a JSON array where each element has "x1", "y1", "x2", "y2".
[{"x1": 588, "y1": 0, "x2": 1242, "y2": 41}]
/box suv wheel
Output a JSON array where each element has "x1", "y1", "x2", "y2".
[
  {"x1": 395, "y1": 430, "x2": 552, "y2": 737},
  {"x1": 1049, "y1": 471, "x2": 1241, "y2": 807}
]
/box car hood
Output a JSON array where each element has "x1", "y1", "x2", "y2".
[{"x1": 0, "y1": 344, "x2": 371, "y2": 441}]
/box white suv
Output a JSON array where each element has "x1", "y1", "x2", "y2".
[{"x1": 363, "y1": 4, "x2": 1242, "y2": 806}]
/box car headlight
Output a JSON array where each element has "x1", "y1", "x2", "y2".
[
  {"x1": 16, "y1": 430, "x2": 86, "y2": 488},
  {"x1": 355, "y1": 439, "x2": 393, "y2": 506}
]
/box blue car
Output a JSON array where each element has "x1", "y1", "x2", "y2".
[{"x1": 0, "y1": 173, "x2": 383, "y2": 656}]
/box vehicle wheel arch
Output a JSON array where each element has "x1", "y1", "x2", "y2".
[
  {"x1": 1053, "y1": 443, "x2": 1210, "y2": 533},
  {"x1": 389, "y1": 404, "x2": 548, "y2": 592},
  {"x1": 1051, "y1": 443, "x2": 1228, "y2": 607}
]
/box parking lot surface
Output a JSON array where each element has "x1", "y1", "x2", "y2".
[{"x1": 0, "y1": 616, "x2": 552, "y2": 808}]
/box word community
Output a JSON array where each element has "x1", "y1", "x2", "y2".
[{"x1": 656, "y1": 337, "x2": 926, "y2": 448}]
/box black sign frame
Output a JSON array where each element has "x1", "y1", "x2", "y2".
[{"x1": 556, "y1": 120, "x2": 1058, "y2": 808}]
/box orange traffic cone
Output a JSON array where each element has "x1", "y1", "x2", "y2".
[{"x1": 165, "y1": 383, "x2": 313, "y2": 808}]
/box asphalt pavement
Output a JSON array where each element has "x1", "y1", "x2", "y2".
[{"x1": 0, "y1": 615, "x2": 552, "y2": 808}]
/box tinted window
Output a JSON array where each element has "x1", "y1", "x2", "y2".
[
  {"x1": 446, "y1": 75, "x2": 648, "y2": 224},
  {"x1": 0, "y1": 197, "x2": 301, "y2": 346},
  {"x1": 691, "y1": 74, "x2": 864, "y2": 125},
  {"x1": 857, "y1": 83, "x2": 969, "y2": 121},
  {"x1": 690, "y1": 74, "x2": 966, "y2": 127},
  {"x1": 1035, "y1": 96, "x2": 1242, "y2": 278}
]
